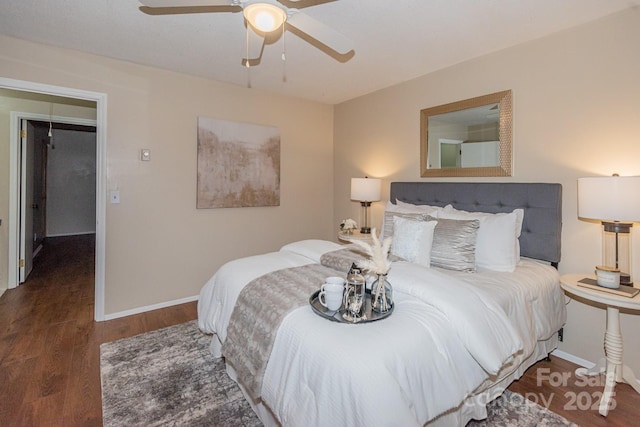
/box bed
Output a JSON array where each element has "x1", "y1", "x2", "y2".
[{"x1": 198, "y1": 182, "x2": 566, "y2": 426}]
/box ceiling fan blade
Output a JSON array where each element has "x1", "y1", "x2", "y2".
[
  {"x1": 244, "y1": 26, "x2": 265, "y2": 61},
  {"x1": 139, "y1": 0, "x2": 232, "y2": 7},
  {"x1": 279, "y1": 0, "x2": 337, "y2": 4},
  {"x1": 287, "y1": 11, "x2": 352, "y2": 54}
]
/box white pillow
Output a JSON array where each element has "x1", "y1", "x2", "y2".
[
  {"x1": 444, "y1": 205, "x2": 525, "y2": 262},
  {"x1": 439, "y1": 209, "x2": 519, "y2": 272},
  {"x1": 395, "y1": 199, "x2": 444, "y2": 214},
  {"x1": 280, "y1": 240, "x2": 343, "y2": 262},
  {"x1": 444, "y1": 205, "x2": 524, "y2": 238},
  {"x1": 391, "y1": 217, "x2": 437, "y2": 268}
]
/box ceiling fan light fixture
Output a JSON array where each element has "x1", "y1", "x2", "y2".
[{"x1": 243, "y1": 3, "x2": 286, "y2": 33}]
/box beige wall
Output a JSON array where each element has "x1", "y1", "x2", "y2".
[
  {"x1": 0, "y1": 35, "x2": 335, "y2": 314},
  {"x1": 334, "y1": 8, "x2": 640, "y2": 371}
]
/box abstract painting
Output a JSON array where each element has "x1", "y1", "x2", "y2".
[{"x1": 197, "y1": 117, "x2": 280, "y2": 208}]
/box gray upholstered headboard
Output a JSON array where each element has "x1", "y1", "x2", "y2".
[{"x1": 390, "y1": 182, "x2": 562, "y2": 265}]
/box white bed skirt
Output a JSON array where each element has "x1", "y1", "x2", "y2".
[
  {"x1": 211, "y1": 333, "x2": 558, "y2": 427},
  {"x1": 428, "y1": 335, "x2": 558, "y2": 426}
]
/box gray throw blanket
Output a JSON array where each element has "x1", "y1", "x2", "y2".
[
  {"x1": 319, "y1": 244, "x2": 369, "y2": 273},
  {"x1": 221, "y1": 263, "x2": 343, "y2": 401},
  {"x1": 320, "y1": 244, "x2": 403, "y2": 273}
]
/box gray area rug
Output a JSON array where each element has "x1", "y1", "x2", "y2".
[
  {"x1": 100, "y1": 321, "x2": 577, "y2": 426},
  {"x1": 467, "y1": 391, "x2": 577, "y2": 427},
  {"x1": 100, "y1": 321, "x2": 260, "y2": 427}
]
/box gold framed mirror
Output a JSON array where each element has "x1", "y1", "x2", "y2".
[{"x1": 420, "y1": 90, "x2": 512, "y2": 177}]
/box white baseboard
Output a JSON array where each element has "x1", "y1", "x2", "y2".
[
  {"x1": 551, "y1": 349, "x2": 596, "y2": 368},
  {"x1": 103, "y1": 295, "x2": 199, "y2": 321}
]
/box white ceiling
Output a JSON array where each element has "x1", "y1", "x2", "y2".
[{"x1": 0, "y1": 0, "x2": 637, "y2": 104}]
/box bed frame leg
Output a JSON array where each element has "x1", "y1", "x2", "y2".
[{"x1": 545, "y1": 354, "x2": 552, "y2": 362}]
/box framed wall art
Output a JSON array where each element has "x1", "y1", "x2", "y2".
[{"x1": 197, "y1": 117, "x2": 280, "y2": 208}]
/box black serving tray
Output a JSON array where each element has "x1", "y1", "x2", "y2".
[{"x1": 309, "y1": 290, "x2": 393, "y2": 323}]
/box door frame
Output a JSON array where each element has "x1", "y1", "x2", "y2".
[
  {"x1": 2, "y1": 77, "x2": 107, "y2": 321},
  {"x1": 12, "y1": 113, "x2": 98, "y2": 283}
]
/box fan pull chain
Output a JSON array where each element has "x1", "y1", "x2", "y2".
[
  {"x1": 245, "y1": 24, "x2": 250, "y2": 68},
  {"x1": 281, "y1": 24, "x2": 287, "y2": 83},
  {"x1": 245, "y1": 24, "x2": 252, "y2": 88}
]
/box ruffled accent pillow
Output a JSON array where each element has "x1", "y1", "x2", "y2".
[
  {"x1": 427, "y1": 215, "x2": 479, "y2": 272},
  {"x1": 439, "y1": 207, "x2": 522, "y2": 272}
]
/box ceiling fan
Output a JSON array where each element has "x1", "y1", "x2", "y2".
[{"x1": 138, "y1": 0, "x2": 353, "y2": 64}]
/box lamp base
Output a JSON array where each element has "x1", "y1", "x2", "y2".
[
  {"x1": 360, "y1": 227, "x2": 371, "y2": 234},
  {"x1": 601, "y1": 221, "x2": 633, "y2": 287}
]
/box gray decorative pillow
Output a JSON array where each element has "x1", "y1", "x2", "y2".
[
  {"x1": 382, "y1": 211, "x2": 428, "y2": 239},
  {"x1": 427, "y1": 215, "x2": 479, "y2": 272}
]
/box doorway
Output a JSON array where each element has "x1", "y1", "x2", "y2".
[
  {"x1": 1, "y1": 78, "x2": 107, "y2": 321},
  {"x1": 18, "y1": 118, "x2": 97, "y2": 282}
]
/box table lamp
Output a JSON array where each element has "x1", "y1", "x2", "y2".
[
  {"x1": 351, "y1": 177, "x2": 381, "y2": 234},
  {"x1": 578, "y1": 175, "x2": 640, "y2": 286}
]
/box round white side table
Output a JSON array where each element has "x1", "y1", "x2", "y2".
[
  {"x1": 337, "y1": 230, "x2": 373, "y2": 244},
  {"x1": 560, "y1": 274, "x2": 640, "y2": 416}
]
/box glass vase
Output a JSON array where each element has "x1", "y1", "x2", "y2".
[{"x1": 371, "y1": 274, "x2": 393, "y2": 313}]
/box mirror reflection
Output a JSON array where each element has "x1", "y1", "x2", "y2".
[{"x1": 420, "y1": 90, "x2": 512, "y2": 177}]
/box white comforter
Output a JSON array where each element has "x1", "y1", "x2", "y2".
[{"x1": 198, "y1": 240, "x2": 565, "y2": 426}]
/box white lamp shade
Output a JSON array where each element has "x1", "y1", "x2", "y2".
[
  {"x1": 351, "y1": 178, "x2": 381, "y2": 202},
  {"x1": 578, "y1": 176, "x2": 640, "y2": 223}
]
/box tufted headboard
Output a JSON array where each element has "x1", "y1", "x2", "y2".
[{"x1": 390, "y1": 182, "x2": 562, "y2": 265}]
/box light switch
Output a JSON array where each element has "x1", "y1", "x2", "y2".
[
  {"x1": 141, "y1": 149, "x2": 151, "y2": 161},
  {"x1": 110, "y1": 191, "x2": 120, "y2": 204}
]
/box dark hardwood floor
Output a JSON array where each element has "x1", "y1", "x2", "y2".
[
  {"x1": 1, "y1": 234, "x2": 638, "y2": 426},
  {"x1": 0, "y1": 235, "x2": 196, "y2": 426},
  {"x1": 508, "y1": 355, "x2": 640, "y2": 427}
]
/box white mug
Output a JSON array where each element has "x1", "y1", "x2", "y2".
[
  {"x1": 325, "y1": 276, "x2": 345, "y2": 286},
  {"x1": 319, "y1": 282, "x2": 343, "y2": 311}
]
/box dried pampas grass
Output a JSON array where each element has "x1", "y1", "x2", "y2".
[{"x1": 351, "y1": 228, "x2": 392, "y2": 275}]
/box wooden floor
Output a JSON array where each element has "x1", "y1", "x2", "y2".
[
  {"x1": 508, "y1": 356, "x2": 640, "y2": 426},
  {"x1": 0, "y1": 235, "x2": 196, "y2": 426},
  {"x1": 0, "y1": 235, "x2": 639, "y2": 426}
]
